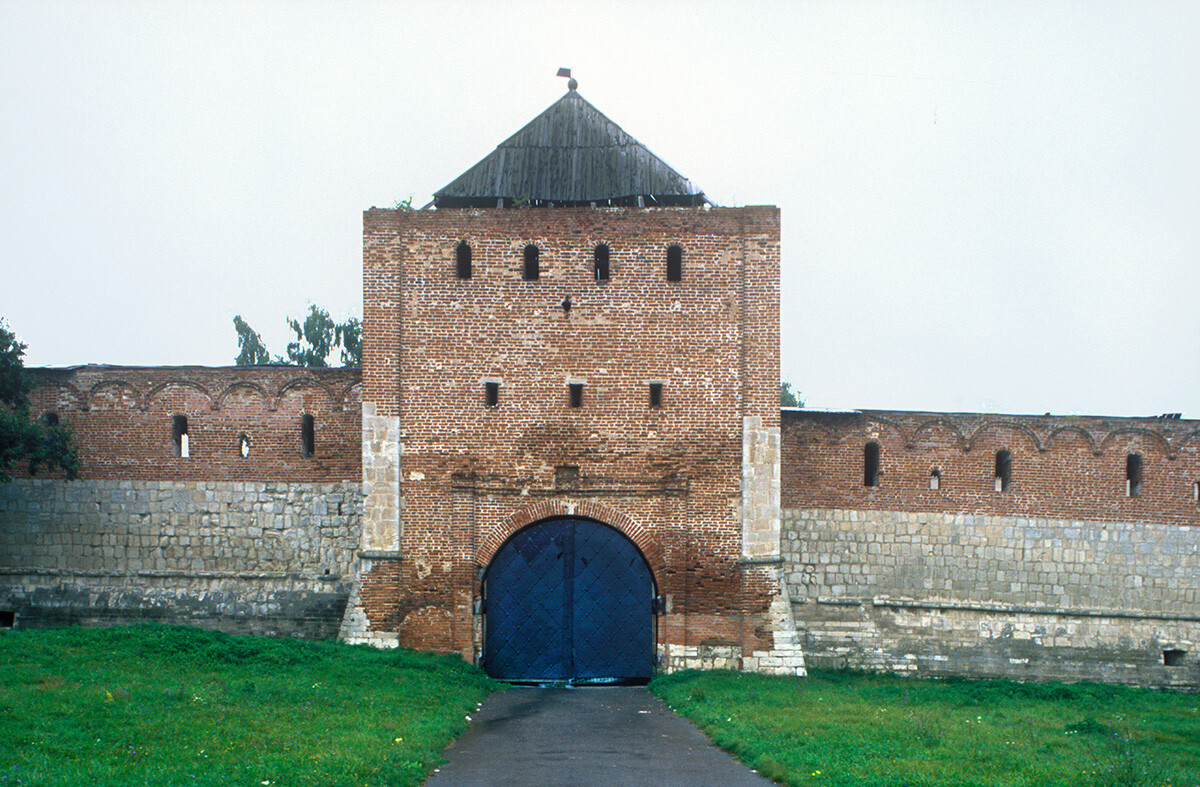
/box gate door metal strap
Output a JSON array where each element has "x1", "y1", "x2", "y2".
[{"x1": 483, "y1": 517, "x2": 655, "y2": 684}]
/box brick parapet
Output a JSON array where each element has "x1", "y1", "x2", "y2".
[
  {"x1": 24, "y1": 365, "x2": 362, "y2": 482},
  {"x1": 782, "y1": 410, "x2": 1200, "y2": 526}
]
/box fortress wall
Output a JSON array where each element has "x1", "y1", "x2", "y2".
[
  {"x1": 0, "y1": 478, "x2": 361, "y2": 637},
  {"x1": 780, "y1": 410, "x2": 1200, "y2": 687},
  {"x1": 782, "y1": 507, "x2": 1200, "y2": 688}
]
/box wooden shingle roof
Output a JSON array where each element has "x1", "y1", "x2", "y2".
[{"x1": 433, "y1": 90, "x2": 706, "y2": 208}]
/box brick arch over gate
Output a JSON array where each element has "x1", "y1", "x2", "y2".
[{"x1": 476, "y1": 500, "x2": 661, "y2": 573}]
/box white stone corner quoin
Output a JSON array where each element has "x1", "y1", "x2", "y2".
[{"x1": 739, "y1": 414, "x2": 805, "y2": 675}]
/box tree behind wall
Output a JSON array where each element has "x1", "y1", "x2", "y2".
[
  {"x1": 0, "y1": 321, "x2": 80, "y2": 481},
  {"x1": 232, "y1": 306, "x2": 361, "y2": 367}
]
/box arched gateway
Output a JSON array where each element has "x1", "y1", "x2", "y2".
[{"x1": 482, "y1": 517, "x2": 655, "y2": 684}]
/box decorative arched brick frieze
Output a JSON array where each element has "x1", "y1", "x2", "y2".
[
  {"x1": 339, "y1": 380, "x2": 363, "y2": 411},
  {"x1": 30, "y1": 380, "x2": 84, "y2": 412},
  {"x1": 213, "y1": 381, "x2": 270, "y2": 411},
  {"x1": 1045, "y1": 425, "x2": 1101, "y2": 456},
  {"x1": 476, "y1": 499, "x2": 660, "y2": 577},
  {"x1": 142, "y1": 379, "x2": 215, "y2": 411},
  {"x1": 784, "y1": 418, "x2": 841, "y2": 446},
  {"x1": 1173, "y1": 428, "x2": 1200, "y2": 454},
  {"x1": 910, "y1": 418, "x2": 969, "y2": 451},
  {"x1": 1098, "y1": 427, "x2": 1173, "y2": 458},
  {"x1": 860, "y1": 414, "x2": 908, "y2": 446},
  {"x1": 967, "y1": 420, "x2": 1044, "y2": 454},
  {"x1": 85, "y1": 379, "x2": 142, "y2": 412},
  {"x1": 274, "y1": 377, "x2": 337, "y2": 412}
]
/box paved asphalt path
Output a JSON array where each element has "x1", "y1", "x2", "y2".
[{"x1": 423, "y1": 686, "x2": 776, "y2": 786}]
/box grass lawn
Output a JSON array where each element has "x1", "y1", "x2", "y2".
[
  {"x1": 0, "y1": 625, "x2": 499, "y2": 786},
  {"x1": 651, "y1": 668, "x2": 1200, "y2": 787}
]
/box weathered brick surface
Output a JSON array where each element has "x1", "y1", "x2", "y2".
[
  {"x1": 24, "y1": 366, "x2": 362, "y2": 482},
  {"x1": 354, "y1": 205, "x2": 786, "y2": 670}
]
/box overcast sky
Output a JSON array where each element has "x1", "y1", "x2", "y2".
[{"x1": 3, "y1": 1, "x2": 1197, "y2": 418}]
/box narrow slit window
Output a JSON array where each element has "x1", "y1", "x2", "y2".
[
  {"x1": 1126, "y1": 453, "x2": 1143, "y2": 497},
  {"x1": 485, "y1": 381, "x2": 499, "y2": 408},
  {"x1": 301, "y1": 414, "x2": 315, "y2": 458},
  {"x1": 649, "y1": 382, "x2": 663, "y2": 408},
  {"x1": 666, "y1": 245, "x2": 683, "y2": 282},
  {"x1": 456, "y1": 241, "x2": 472, "y2": 280},
  {"x1": 995, "y1": 450, "x2": 1012, "y2": 492},
  {"x1": 594, "y1": 244, "x2": 610, "y2": 281},
  {"x1": 864, "y1": 441, "x2": 880, "y2": 487},
  {"x1": 1194, "y1": 481, "x2": 1199, "y2": 503},
  {"x1": 43, "y1": 412, "x2": 59, "y2": 426},
  {"x1": 237, "y1": 433, "x2": 250, "y2": 458},
  {"x1": 930, "y1": 468, "x2": 941, "y2": 490},
  {"x1": 568, "y1": 382, "x2": 584, "y2": 408},
  {"x1": 172, "y1": 415, "x2": 189, "y2": 458},
  {"x1": 523, "y1": 244, "x2": 540, "y2": 281}
]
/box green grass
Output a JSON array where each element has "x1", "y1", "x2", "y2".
[
  {"x1": 0, "y1": 625, "x2": 499, "y2": 786},
  {"x1": 651, "y1": 669, "x2": 1200, "y2": 787}
]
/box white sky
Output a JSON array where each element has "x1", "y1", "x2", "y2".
[{"x1": 2, "y1": 1, "x2": 1197, "y2": 418}]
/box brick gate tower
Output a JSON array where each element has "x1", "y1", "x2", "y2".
[{"x1": 340, "y1": 80, "x2": 804, "y2": 678}]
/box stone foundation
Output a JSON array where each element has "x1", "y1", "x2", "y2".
[
  {"x1": 784, "y1": 507, "x2": 1200, "y2": 688},
  {"x1": 0, "y1": 479, "x2": 361, "y2": 638}
]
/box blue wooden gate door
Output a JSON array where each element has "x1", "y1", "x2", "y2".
[{"x1": 483, "y1": 517, "x2": 655, "y2": 683}]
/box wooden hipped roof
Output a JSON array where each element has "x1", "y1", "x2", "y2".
[{"x1": 433, "y1": 90, "x2": 706, "y2": 208}]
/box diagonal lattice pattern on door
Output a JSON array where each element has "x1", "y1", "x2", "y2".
[{"x1": 484, "y1": 517, "x2": 654, "y2": 683}]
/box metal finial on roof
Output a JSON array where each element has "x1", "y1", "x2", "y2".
[{"x1": 557, "y1": 67, "x2": 577, "y2": 91}]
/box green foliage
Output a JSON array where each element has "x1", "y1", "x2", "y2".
[
  {"x1": 0, "y1": 321, "x2": 80, "y2": 482},
  {"x1": 781, "y1": 381, "x2": 804, "y2": 407},
  {"x1": 651, "y1": 669, "x2": 1200, "y2": 786},
  {"x1": 286, "y1": 305, "x2": 338, "y2": 368},
  {"x1": 232, "y1": 314, "x2": 271, "y2": 366},
  {"x1": 231, "y1": 306, "x2": 361, "y2": 368},
  {"x1": 0, "y1": 625, "x2": 499, "y2": 786},
  {"x1": 393, "y1": 196, "x2": 414, "y2": 211}
]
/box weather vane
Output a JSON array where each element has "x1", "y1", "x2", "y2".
[{"x1": 557, "y1": 67, "x2": 578, "y2": 91}]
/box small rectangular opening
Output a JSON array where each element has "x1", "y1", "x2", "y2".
[
  {"x1": 523, "y1": 244, "x2": 540, "y2": 281},
  {"x1": 864, "y1": 441, "x2": 880, "y2": 487},
  {"x1": 568, "y1": 382, "x2": 584, "y2": 408},
  {"x1": 594, "y1": 244, "x2": 610, "y2": 281},
  {"x1": 485, "y1": 381, "x2": 500, "y2": 407},
  {"x1": 666, "y1": 245, "x2": 683, "y2": 282},
  {"x1": 930, "y1": 468, "x2": 941, "y2": 490},
  {"x1": 995, "y1": 450, "x2": 1012, "y2": 493},
  {"x1": 649, "y1": 382, "x2": 663, "y2": 408},
  {"x1": 0, "y1": 611, "x2": 14, "y2": 628},
  {"x1": 1126, "y1": 453, "x2": 1143, "y2": 497},
  {"x1": 172, "y1": 415, "x2": 189, "y2": 458},
  {"x1": 301, "y1": 414, "x2": 315, "y2": 458},
  {"x1": 555, "y1": 465, "x2": 580, "y2": 489},
  {"x1": 1164, "y1": 649, "x2": 1187, "y2": 666}
]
